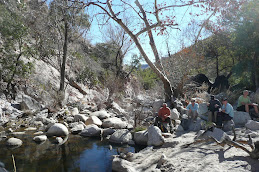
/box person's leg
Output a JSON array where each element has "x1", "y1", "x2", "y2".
[
  {"x1": 208, "y1": 111, "x2": 213, "y2": 122},
  {"x1": 237, "y1": 105, "x2": 246, "y2": 112},
  {"x1": 165, "y1": 117, "x2": 173, "y2": 133},
  {"x1": 213, "y1": 111, "x2": 217, "y2": 123},
  {"x1": 216, "y1": 112, "x2": 223, "y2": 127},
  {"x1": 187, "y1": 111, "x2": 193, "y2": 119},
  {"x1": 245, "y1": 104, "x2": 250, "y2": 113},
  {"x1": 154, "y1": 116, "x2": 162, "y2": 126},
  {"x1": 253, "y1": 105, "x2": 259, "y2": 114},
  {"x1": 193, "y1": 111, "x2": 198, "y2": 121}
]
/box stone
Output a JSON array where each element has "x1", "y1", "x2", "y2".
[
  {"x1": 20, "y1": 94, "x2": 41, "y2": 111},
  {"x1": 71, "y1": 124, "x2": 85, "y2": 134},
  {"x1": 24, "y1": 127, "x2": 37, "y2": 131},
  {"x1": 90, "y1": 110, "x2": 110, "y2": 120},
  {"x1": 109, "y1": 129, "x2": 132, "y2": 144},
  {"x1": 6, "y1": 137, "x2": 22, "y2": 147},
  {"x1": 74, "y1": 114, "x2": 88, "y2": 122},
  {"x1": 112, "y1": 157, "x2": 136, "y2": 172},
  {"x1": 102, "y1": 117, "x2": 127, "y2": 129},
  {"x1": 55, "y1": 137, "x2": 63, "y2": 144},
  {"x1": 80, "y1": 124, "x2": 101, "y2": 137},
  {"x1": 85, "y1": 116, "x2": 102, "y2": 126},
  {"x1": 233, "y1": 111, "x2": 251, "y2": 126},
  {"x1": 152, "y1": 100, "x2": 164, "y2": 113},
  {"x1": 65, "y1": 116, "x2": 74, "y2": 123},
  {"x1": 47, "y1": 123, "x2": 69, "y2": 137},
  {"x1": 147, "y1": 126, "x2": 164, "y2": 146},
  {"x1": 71, "y1": 107, "x2": 79, "y2": 116},
  {"x1": 111, "y1": 102, "x2": 126, "y2": 115},
  {"x1": 171, "y1": 108, "x2": 180, "y2": 120},
  {"x1": 189, "y1": 119, "x2": 203, "y2": 131},
  {"x1": 245, "y1": 120, "x2": 259, "y2": 131},
  {"x1": 197, "y1": 103, "x2": 208, "y2": 115},
  {"x1": 102, "y1": 128, "x2": 116, "y2": 137},
  {"x1": 11, "y1": 132, "x2": 26, "y2": 137},
  {"x1": 134, "y1": 130, "x2": 148, "y2": 145},
  {"x1": 33, "y1": 121, "x2": 44, "y2": 127},
  {"x1": 223, "y1": 120, "x2": 235, "y2": 132},
  {"x1": 176, "y1": 125, "x2": 184, "y2": 132},
  {"x1": 35, "y1": 117, "x2": 56, "y2": 125},
  {"x1": 34, "y1": 131, "x2": 44, "y2": 135},
  {"x1": 33, "y1": 135, "x2": 47, "y2": 143}
]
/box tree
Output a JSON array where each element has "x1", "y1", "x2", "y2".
[{"x1": 79, "y1": 0, "x2": 245, "y2": 102}]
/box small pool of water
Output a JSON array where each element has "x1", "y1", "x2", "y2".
[{"x1": 0, "y1": 132, "x2": 144, "y2": 172}]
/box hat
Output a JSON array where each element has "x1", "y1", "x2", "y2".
[
  {"x1": 222, "y1": 97, "x2": 228, "y2": 101},
  {"x1": 210, "y1": 95, "x2": 215, "y2": 99}
]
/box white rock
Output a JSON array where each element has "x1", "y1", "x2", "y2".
[
  {"x1": 245, "y1": 120, "x2": 259, "y2": 131},
  {"x1": 102, "y1": 117, "x2": 127, "y2": 129},
  {"x1": 171, "y1": 108, "x2": 180, "y2": 120},
  {"x1": 24, "y1": 127, "x2": 37, "y2": 131},
  {"x1": 152, "y1": 100, "x2": 164, "y2": 113},
  {"x1": 71, "y1": 107, "x2": 79, "y2": 116},
  {"x1": 33, "y1": 135, "x2": 47, "y2": 143},
  {"x1": 6, "y1": 137, "x2": 22, "y2": 147},
  {"x1": 91, "y1": 110, "x2": 110, "y2": 120},
  {"x1": 147, "y1": 126, "x2": 164, "y2": 146},
  {"x1": 197, "y1": 103, "x2": 208, "y2": 115},
  {"x1": 85, "y1": 116, "x2": 102, "y2": 126},
  {"x1": 109, "y1": 129, "x2": 132, "y2": 144},
  {"x1": 80, "y1": 124, "x2": 101, "y2": 137},
  {"x1": 233, "y1": 111, "x2": 251, "y2": 126},
  {"x1": 47, "y1": 123, "x2": 69, "y2": 137},
  {"x1": 74, "y1": 114, "x2": 88, "y2": 122},
  {"x1": 71, "y1": 124, "x2": 85, "y2": 134}
]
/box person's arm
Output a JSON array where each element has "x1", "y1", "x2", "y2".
[{"x1": 225, "y1": 104, "x2": 232, "y2": 115}]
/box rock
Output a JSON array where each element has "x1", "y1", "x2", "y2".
[
  {"x1": 109, "y1": 129, "x2": 132, "y2": 144},
  {"x1": 6, "y1": 137, "x2": 22, "y2": 147},
  {"x1": 34, "y1": 131, "x2": 44, "y2": 135},
  {"x1": 245, "y1": 120, "x2": 259, "y2": 131},
  {"x1": 80, "y1": 124, "x2": 101, "y2": 137},
  {"x1": 111, "y1": 102, "x2": 126, "y2": 115},
  {"x1": 35, "y1": 117, "x2": 56, "y2": 125},
  {"x1": 134, "y1": 130, "x2": 148, "y2": 145},
  {"x1": 176, "y1": 125, "x2": 184, "y2": 132},
  {"x1": 112, "y1": 157, "x2": 136, "y2": 172},
  {"x1": 11, "y1": 132, "x2": 26, "y2": 137},
  {"x1": 152, "y1": 100, "x2": 164, "y2": 113},
  {"x1": 90, "y1": 110, "x2": 110, "y2": 120},
  {"x1": 102, "y1": 128, "x2": 116, "y2": 137},
  {"x1": 223, "y1": 120, "x2": 235, "y2": 132},
  {"x1": 71, "y1": 107, "x2": 79, "y2": 116},
  {"x1": 85, "y1": 116, "x2": 102, "y2": 126},
  {"x1": 74, "y1": 114, "x2": 88, "y2": 122},
  {"x1": 47, "y1": 123, "x2": 69, "y2": 137},
  {"x1": 20, "y1": 94, "x2": 41, "y2": 111},
  {"x1": 33, "y1": 135, "x2": 47, "y2": 143},
  {"x1": 55, "y1": 137, "x2": 63, "y2": 144},
  {"x1": 147, "y1": 126, "x2": 164, "y2": 146},
  {"x1": 171, "y1": 108, "x2": 180, "y2": 120},
  {"x1": 233, "y1": 111, "x2": 251, "y2": 126},
  {"x1": 24, "y1": 127, "x2": 37, "y2": 131},
  {"x1": 197, "y1": 103, "x2": 208, "y2": 115},
  {"x1": 71, "y1": 124, "x2": 85, "y2": 134},
  {"x1": 65, "y1": 116, "x2": 74, "y2": 123},
  {"x1": 102, "y1": 117, "x2": 128, "y2": 129},
  {"x1": 189, "y1": 119, "x2": 203, "y2": 131},
  {"x1": 36, "y1": 109, "x2": 49, "y2": 118},
  {"x1": 32, "y1": 121, "x2": 44, "y2": 127}
]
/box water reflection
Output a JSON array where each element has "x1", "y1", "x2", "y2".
[{"x1": 0, "y1": 133, "x2": 141, "y2": 172}]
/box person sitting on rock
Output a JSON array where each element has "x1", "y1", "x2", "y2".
[
  {"x1": 216, "y1": 97, "x2": 234, "y2": 128},
  {"x1": 154, "y1": 103, "x2": 173, "y2": 133},
  {"x1": 236, "y1": 90, "x2": 259, "y2": 118},
  {"x1": 207, "y1": 95, "x2": 221, "y2": 123},
  {"x1": 186, "y1": 99, "x2": 199, "y2": 121}
]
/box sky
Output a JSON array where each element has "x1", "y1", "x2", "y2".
[{"x1": 84, "y1": 0, "x2": 214, "y2": 64}]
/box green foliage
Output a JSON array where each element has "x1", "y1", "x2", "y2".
[
  {"x1": 76, "y1": 67, "x2": 98, "y2": 88},
  {"x1": 135, "y1": 67, "x2": 159, "y2": 90},
  {"x1": 133, "y1": 126, "x2": 147, "y2": 133},
  {"x1": 0, "y1": 4, "x2": 35, "y2": 87}
]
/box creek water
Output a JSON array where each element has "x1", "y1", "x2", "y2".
[{"x1": 0, "y1": 131, "x2": 144, "y2": 172}]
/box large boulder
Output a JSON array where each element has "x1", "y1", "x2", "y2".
[
  {"x1": 233, "y1": 111, "x2": 251, "y2": 126},
  {"x1": 223, "y1": 120, "x2": 235, "y2": 132},
  {"x1": 197, "y1": 103, "x2": 208, "y2": 115},
  {"x1": 90, "y1": 110, "x2": 110, "y2": 120},
  {"x1": 102, "y1": 117, "x2": 128, "y2": 129},
  {"x1": 102, "y1": 128, "x2": 116, "y2": 137},
  {"x1": 80, "y1": 124, "x2": 101, "y2": 137},
  {"x1": 245, "y1": 120, "x2": 259, "y2": 131},
  {"x1": 6, "y1": 137, "x2": 22, "y2": 147},
  {"x1": 20, "y1": 94, "x2": 41, "y2": 111},
  {"x1": 147, "y1": 126, "x2": 164, "y2": 146},
  {"x1": 170, "y1": 108, "x2": 180, "y2": 120},
  {"x1": 47, "y1": 123, "x2": 69, "y2": 137},
  {"x1": 188, "y1": 119, "x2": 203, "y2": 131},
  {"x1": 109, "y1": 129, "x2": 132, "y2": 144},
  {"x1": 71, "y1": 124, "x2": 85, "y2": 134},
  {"x1": 152, "y1": 100, "x2": 164, "y2": 113},
  {"x1": 74, "y1": 114, "x2": 88, "y2": 122},
  {"x1": 85, "y1": 116, "x2": 102, "y2": 126},
  {"x1": 111, "y1": 102, "x2": 126, "y2": 115},
  {"x1": 134, "y1": 130, "x2": 148, "y2": 145}
]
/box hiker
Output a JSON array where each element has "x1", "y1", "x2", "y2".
[
  {"x1": 207, "y1": 95, "x2": 221, "y2": 123},
  {"x1": 154, "y1": 103, "x2": 173, "y2": 133},
  {"x1": 216, "y1": 97, "x2": 234, "y2": 128},
  {"x1": 186, "y1": 99, "x2": 199, "y2": 121},
  {"x1": 236, "y1": 90, "x2": 259, "y2": 118}
]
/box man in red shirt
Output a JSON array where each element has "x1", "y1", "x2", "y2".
[{"x1": 154, "y1": 103, "x2": 173, "y2": 133}]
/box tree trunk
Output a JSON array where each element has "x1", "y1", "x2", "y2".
[
  {"x1": 253, "y1": 51, "x2": 258, "y2": 89},
  {"x1": 216, "y1": 56, "x2": 219, "y2": 77},
  {"x1": 60, "y1": 18, "x2": 68, "y2": 91}
]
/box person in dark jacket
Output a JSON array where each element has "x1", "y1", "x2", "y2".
[{"x1": 207, "y1": 95, "x2": 221, "y2": 123}]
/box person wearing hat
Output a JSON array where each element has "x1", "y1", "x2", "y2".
[
  {"x1": 216, "y1": 97, "x2": 234, "y2": 128},
  {"x1": 207, "y1": 95, "x2": 221, "y2": 123},
  {"x1": 186, "y1": 99, "x2": 199, "y2": 121}
]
